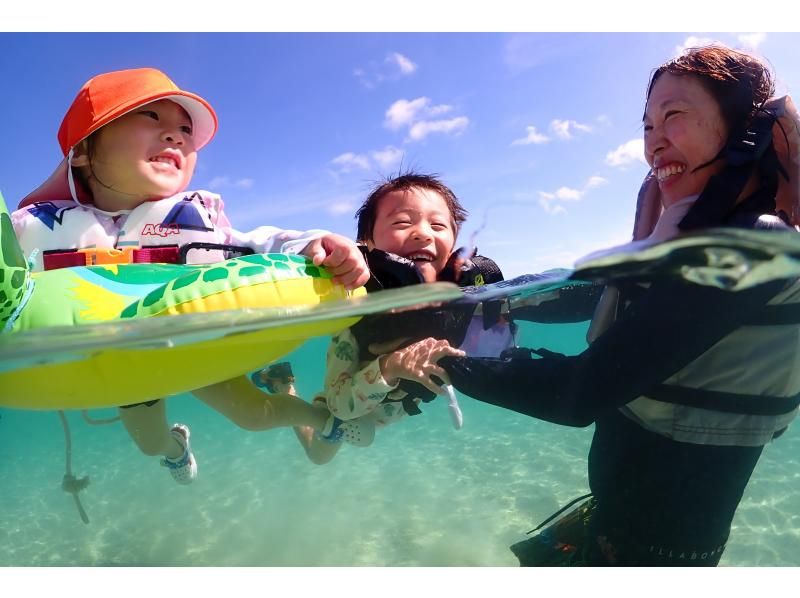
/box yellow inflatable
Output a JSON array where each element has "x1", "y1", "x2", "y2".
[{"x1": 0, "y1": 191, "x2": 383, "y2": 410}]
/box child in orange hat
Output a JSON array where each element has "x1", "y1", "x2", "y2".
[{"x1": 11, "y1": 67, "x2": 370, "y2": 485}]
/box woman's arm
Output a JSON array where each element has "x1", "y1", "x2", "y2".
[{"x1": 442, "y1": 278, "x2": 788, "y2": 426}]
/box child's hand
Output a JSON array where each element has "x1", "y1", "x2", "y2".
[
  {"x1": 377, "y1": 338, "x2": 465, "y2": 395},
  {"x1": 302, "y1": 233, "x2": 370, "y2": 290}
]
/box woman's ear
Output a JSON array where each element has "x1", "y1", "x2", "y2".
[{"x1": 69, "y1": 140, "x2": 91, "y2": 167}]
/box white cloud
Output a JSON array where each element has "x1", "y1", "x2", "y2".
[
  {"x1": 208, "y1": 176, "x2": 229, "y2": 189},
  {"x1": 674, "y1": 35, "x2": 715, "y2": 56},
  {"x1": 329, "y1": 145, "x2": 404, "y2": 177},
  {"x1": 407, "y1": 116, "x2": 469, "y2": 142},
  {"x1": 427, "y1": 104, "x2": 453, "y2": 117},
  {"x1": 605, "y1": 139, "x2": 646, "y2": 167},
  {"x1": 553, "y1": 187, "x2": 583, "y2": 201},
  {"x1": 512, "y1": 125, "x2": 550, "y2": 146},
  {"x1": 207, "y1": 175, "x2": 255, "y2": 190},
  {"x1": 384, "y1": 97, "x2": 453, "y2": 130},
  {"x1": 355, "y1": 52, "x2": 418, "y2": 88},
  {"x1": 737, "y1": 32, "x2": 766, "y2": 50},
  {"x1": 538, "y1": 195, "x2": 568, "y2": 216},
  {"x1": 385, "y1": 97, "x2": 468, "y2": 143},
  {"x1": 585, "y1": 175, "x2": 608, "y2": 189},
  {"x1": 371, "y1": 145, "x2": 404, "y2": 169},
  {"x1": 538, "y1": 187, "x2": 583, "y2": 215},
  {"x1": 386, "y1": 52, "x2": 417, "y2": 75},
  {"x1": 537, "y1": 175, "x2": 607, "y2": 215},
  {"x1": 331, "y1": 152, "x2": 370, "y2": 173},
  {"x1": 596, "y1": 114, "x2": 612, "y2": 127},
  {"x1": 550, "y1": 119, "x2": 592, "y2": 140},
  {"x1": 385, "y1": 97, "x2": 430, "y2": 129},
  {"x1": 328, "y1": 200, "x2": 356, "y2": 216}
]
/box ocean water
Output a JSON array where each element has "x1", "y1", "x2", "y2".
[{"x1": 1, "y1": 321, "x2": 799, "y2": 566}]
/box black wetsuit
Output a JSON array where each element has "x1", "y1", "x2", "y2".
[{"x1": 442, "y1": 197, "x2": 794, "y2": 565}]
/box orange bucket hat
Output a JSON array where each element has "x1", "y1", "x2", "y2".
[{"x1": 19, "y1": 67, "x2": 218, "y2": 209}]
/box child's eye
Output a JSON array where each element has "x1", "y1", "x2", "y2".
[
  {"x1": 180, "y1": 125, "x2": 193, "y2": 135},
  {"x1": 431, "y1": 223, "x2": 448, "y2": 231},
  {"x1": 140, "y1": 110, "x2": 159, "y2": 120},
  {"x1": 393, "y1": 220, "x2": 411, "y2": 226}
]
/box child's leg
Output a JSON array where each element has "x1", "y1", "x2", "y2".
[
  {"x1": 119, "y1": 400, "x2": 183, "y2": 459},
  {"x1": 253, "y1": 362, "x2": 343, "y2": 465},
  {"x1": 193, "y1": 375, "x2": 330, "y2": 432},
  {"x1": 293, "y1": 425, "x2": 343, "y2": 465},
  {"x1": 293, "y1": 398, "x2": 344, "y2": 465},
  {"x1": 118, "y1": 400, "x2": 197, "y2": 485}
]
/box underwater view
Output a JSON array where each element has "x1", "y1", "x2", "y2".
[{"x1": 2, "y1": 319, "x2": 799, "y2": 566}]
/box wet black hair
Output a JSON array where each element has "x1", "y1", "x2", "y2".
[
  {"x1": 646, "y1": 44, "x2": 775, "y2": 137},
  {"x1": 355, "y1": 170, "x2": 468, "y2": 242}
]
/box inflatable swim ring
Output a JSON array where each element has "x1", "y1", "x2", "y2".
[{"x1": 0, "y1": 191, "x2": 374, "y2": 410}]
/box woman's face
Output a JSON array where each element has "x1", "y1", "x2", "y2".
[{"x1": 643, "y1": 73, "x2": 729, "y2": 208}]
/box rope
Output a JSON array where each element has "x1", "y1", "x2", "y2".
[
  {"x1": 81, "y1": 410, "x2": 121, "y2": 425},
  {"x1": 58, "y1": 411, "x2": 90, "y2": 525}
]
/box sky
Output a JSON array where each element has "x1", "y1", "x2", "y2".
[{"x1": 2, "y1": 30, "x2": 799, "y2": 278}]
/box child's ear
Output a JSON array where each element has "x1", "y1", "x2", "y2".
[{"x1": 69, "y1": 141, "x2": 90, "y2": 167}]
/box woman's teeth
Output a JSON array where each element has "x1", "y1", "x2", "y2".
[{"x1": 656, "y1": 163, "x2": 685, "y2": 181}]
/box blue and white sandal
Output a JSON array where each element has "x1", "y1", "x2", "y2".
[{"x1": 160, "y1": 423, "x2": 197, "y2": 485}]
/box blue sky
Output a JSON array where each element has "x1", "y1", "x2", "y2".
[{"x1": 2, "y1": 32, "x2": 799, "y2": 277}]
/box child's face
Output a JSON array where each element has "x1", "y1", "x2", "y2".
[
  {"x1": 76, "y1": 99, "x2": 198, "y2": 211},
  {"x1": 369, "y1": 187, "x2": 456, "y2": 283}
]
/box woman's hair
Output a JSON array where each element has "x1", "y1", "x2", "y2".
[
  {"x1": 647, "y1": 44, "x2": 775, "y2": 134},
  {"x1": 355, "y1": 170, "x2": 468, "y2": 242}
]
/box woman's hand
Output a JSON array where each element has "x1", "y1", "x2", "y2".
[{"x1": 374, "y1": 337, "x2": 465, "y2": 395}]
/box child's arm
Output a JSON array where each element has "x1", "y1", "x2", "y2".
[
  {"x1": 213, "y1": 199, "x2": 368, "y2": 290},
  {"x1": 300, "y1": 233, "x2": 370, "y2": 290}
]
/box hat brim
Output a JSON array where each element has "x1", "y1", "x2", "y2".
[
  {"x1": 18, "y1": 159, "x2": 76, "y2": 209},
  {"x1": 162, "y1": 93, "x2": 216, "y2": 152},
  {"x1": 19, "y1": 91, "x2": 216, "y2": 210}
]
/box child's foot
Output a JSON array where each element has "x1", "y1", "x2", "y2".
[
  {"x1": 160, "y1": 423, "x2": 197, "y2": 485},
  {"x1": 251, "y1": 362, "x2": 295, "y2": 394},
  {"x1": 318, "y1": 414, "x2": 375, "y2": 447}
]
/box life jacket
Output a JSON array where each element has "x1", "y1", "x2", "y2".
[
  {"x1": 591, "y1": 96, "x2": 800, "y2": 447},
  {"x1": 10, "y1": 190, "x2": 325, "y2": 271},
  {"x1": 351, "y1": 247, "x2": 512, "y2": 416}
]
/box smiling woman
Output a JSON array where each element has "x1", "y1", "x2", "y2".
[
  {"x1": 441, "y1": 44, "x2": 800, "y2": 566},
  {"x1": 644, "y1": 73, "x2": 729, "y2": 207}
]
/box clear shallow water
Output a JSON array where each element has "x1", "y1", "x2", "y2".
[{"x1": 1, "y1": 322, "x2": 798, "y2": 566}]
